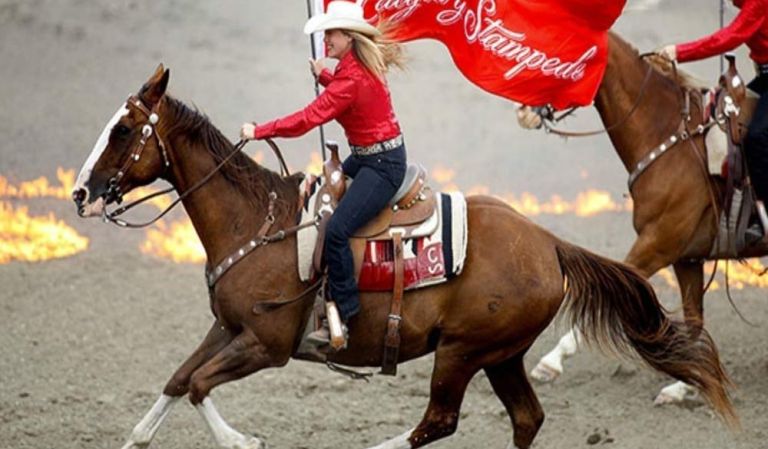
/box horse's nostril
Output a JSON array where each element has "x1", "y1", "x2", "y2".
[{"x1": 72, "y1": 188, "x2": 86, "y2": 204}]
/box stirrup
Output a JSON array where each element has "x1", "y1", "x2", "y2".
[
  {"x1": 756, "y1": 201, "x2": 768, "y2": 237},
  {"x1": 306, "y1": 319, "x2": 348, "y2": 349}
]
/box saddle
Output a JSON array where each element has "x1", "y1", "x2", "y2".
[
  {"x1": 310, "y1": 142, "x2": 436, "y2": 375},
  {"x1": 707, "y1": 54, "x2": 763, "y2": 257}
]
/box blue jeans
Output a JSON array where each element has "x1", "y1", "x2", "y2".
[
  {"x1": 324, "y1": 144, "x2": 407, "y2": 322},
  {"x1": 746, "y1": 74, "x2": 768, "y2": 201}
]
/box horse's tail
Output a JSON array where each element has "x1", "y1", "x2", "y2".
[{"x1": 555, "y1": 243, "x2": 738, "y2": 428}]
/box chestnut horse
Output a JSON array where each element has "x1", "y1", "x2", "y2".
[
  {"x1": 529, "y1": 32, "x2": 768, "y2": 403},
  {"x1": 72, "y1": 65, "x2": 735, "y2": 449}
]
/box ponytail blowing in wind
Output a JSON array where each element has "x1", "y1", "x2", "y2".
[{"x1": 347, "y1": 21, "x2": 407, "y2": 79}]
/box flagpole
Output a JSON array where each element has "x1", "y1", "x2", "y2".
[
  {"x1": 719, "y1": 0, "x2": 725, "y2": 73},
  {"x1": 306, "y1": 0, "x2": 327, "y2": 161}
]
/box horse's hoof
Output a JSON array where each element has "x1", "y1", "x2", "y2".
[
  {"x1": 530, "y1": 361, "x2": 561, "y2": 383},
  {"x1": 239, "y1": 437, "x2": 265, "y2": 449},
  {"x1": 653, "y1": 382, "x2": 695, "y2": 406},
  {"x1": 653, "y1": 392, "x2": 677, "y2": 405}
]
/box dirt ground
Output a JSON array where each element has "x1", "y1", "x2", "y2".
[{"x1": 1, "y1": 1, "x2": 767, "y2": 448}]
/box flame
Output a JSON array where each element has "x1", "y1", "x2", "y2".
[
  {"x1": 0, "y1": 168, "x2": 75, "y2": 200},
  {"x1": 481, "y1": 190, "x2": 628, "y2": 217},
  {"x1": 3, "y1": 166, "x2": 767, "y2": 294},
  {"x1": 305, "y1": 152, "x2": 324, "y2": 176},
  {"x1": 655, "y1": 261, "x2": 768, "y2": 291},
  {"x1": 124, "y1": 186, "x2": 174, "y2": 211},
  {"x1": 140, "y1": 219, "x2": 205, "y2": 263},
  {"x1": 0, "y1": 201, "x2": 88, "y2": 263}
]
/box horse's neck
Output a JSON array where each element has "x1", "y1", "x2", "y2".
[
  {"x1": 595, "y1": 36, "x2": 683, "y2": 172},
  {"x1": 163, "y1": 134, "x2": 298, "y2": 266}
]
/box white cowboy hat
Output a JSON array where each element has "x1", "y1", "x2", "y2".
[{"x1": 304, "y1": 1, "x2": 381, "y2": 37}]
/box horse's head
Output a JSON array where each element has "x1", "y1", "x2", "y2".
[{"x1": 73, "y1": 64, "x2": 172, "y2": 217}]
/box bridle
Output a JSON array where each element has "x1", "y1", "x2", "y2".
[
  {"x1": 104, "y1": 95, "x2": 171, "y2": 207},
  {"x1": 101, "y1": 95, "x2": 291, "y2": 229},
  {"x1": 98, "y1": 93, "x2": 320, "y2": 295}
]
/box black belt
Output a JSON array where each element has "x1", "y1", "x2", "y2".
[
  {"x1": 758, "y1": 63, "x2": 768, "y2": 76},
  {"x1": 350, "y1": 134, "x2": 404, "y2": 156}
]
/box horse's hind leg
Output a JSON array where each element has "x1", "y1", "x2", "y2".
[
  {"x1": 485, "y1": 353, "x2": 544, "y2": 449},
  {"x1": 367, "y1": 345, "x2": 479, "y2": 449},
  {"x1": 119, "y1": 321, "x2": 235, "y2": 449}
]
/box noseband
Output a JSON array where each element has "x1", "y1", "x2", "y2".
[{"x1": 105, "y1": 95, "x2": 171, "y2": 204}]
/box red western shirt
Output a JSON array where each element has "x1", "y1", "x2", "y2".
[
  {"x1": 676, "y1": 0, "x2": 768, "y2": 64},
  {"x1": 253, "y1": 51, "x2": 401, "y2": 146}
]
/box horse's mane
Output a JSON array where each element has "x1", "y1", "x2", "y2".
[
  {"x1": 161, "y1": 95, "x2": 303, "y2": 215},
  {"x1": 644, "y1": 54, "x2": 710, "y2": 91},
  {"x1": 609, "y1": 32, "x2": 709, "y2": 92}
]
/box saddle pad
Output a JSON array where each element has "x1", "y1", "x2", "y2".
[
  {"x1": 705, "y1": 126, "x2": 728, "y2": 176},
  {"x1": 358, "y1": 191, "x2": 468, "y2": 291},
  {"x1": 297, "y1": 176, "x2": 324, "y2": 281}
]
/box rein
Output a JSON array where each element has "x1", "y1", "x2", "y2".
[
  {"x1": 541, "y1": 57, "x2": 656, "y2": 138},
  {"x1": 103, "y1": 135, "x2": 291, "y2": 229}
]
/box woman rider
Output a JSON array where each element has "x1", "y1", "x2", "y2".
[
  {"x1": 240, "y1": 1, "x2": 407, "y2": 345},
  {"x1": 659, "y1": 0, "x2": 768, "y2": 229}
]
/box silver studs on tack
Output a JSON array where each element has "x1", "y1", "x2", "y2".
[{"x1": 149, "y1": 113, "x2": 159, "y2": 125}]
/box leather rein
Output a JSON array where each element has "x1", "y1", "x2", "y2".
[{"x1": 538, "y1": 54, "x2": 716, "y2": 191}]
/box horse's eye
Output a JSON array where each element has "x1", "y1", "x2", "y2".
[{"x1": 114, "y1": 124, "x2": 131, "y2": 137}]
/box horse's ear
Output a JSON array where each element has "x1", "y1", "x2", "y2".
[{"x1": 141, "y1": 64, "x2": 170, "y2": 107}]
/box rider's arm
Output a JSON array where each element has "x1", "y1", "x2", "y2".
[
  {"x1": 254, "y1": 74, "x2": 356, "y2": 139},
  {"x1": 318, "y1": 69, "x2": 334, "y2": 87},
  {"x1": 676, "y1": 0, "x2": 766, "y2": 62}
]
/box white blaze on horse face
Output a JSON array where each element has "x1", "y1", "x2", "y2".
[{"x1": 74, "y1": 103, "x2": 130, "y2": 199}]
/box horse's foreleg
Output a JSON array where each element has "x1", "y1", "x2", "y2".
[
  {"x1": 672, "y1": 260, "x2": 705, "y2": 335},
  {"x1": 485, "y1": 354, "x2": 544, "y2": 449},
  {"x1": 653, "y1": 261, "x2": 705, "y2": 406},
  {"x1": 119, "y1": 395, "x2": 181, "y2": 449},
  {"x1": 530, "y1": 232, "x2": 675, "y2": 384},
  {"x1": 529, "y1": 328, "x2": 581, "y2": 383},
  {"x1": 118, "y1": 321, "x2": 235, "y2": 449},
  {"x1": 189, "y1": 327, "x2": 273, "y2": 449}
]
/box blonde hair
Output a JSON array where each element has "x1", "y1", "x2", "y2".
[{"x1": 346, "y1": 23, "x2": 406, "y2": 79}]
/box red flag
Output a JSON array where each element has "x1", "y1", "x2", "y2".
[{"x1": 323, "y1": 0, "x2": 626, "y2": 109}]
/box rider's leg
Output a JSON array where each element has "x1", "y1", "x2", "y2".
[
  {"x1": 316, "y1": 146, "x2": 406, "y2": 339},
  {"x1": 745, "y1": 78, "x2": 768, "y2": 213}
]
